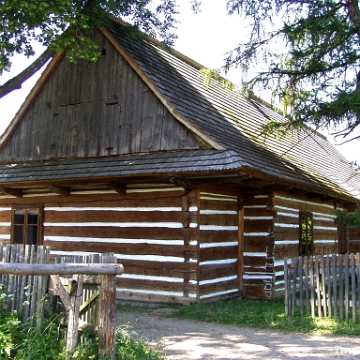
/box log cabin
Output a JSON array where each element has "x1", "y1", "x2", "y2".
[{"x1": 0, "y1": 19, "x2": 359, "y2": 303}]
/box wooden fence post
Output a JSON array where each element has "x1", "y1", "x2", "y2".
[
  {"x1": 99, "y1": 255, "x2": 117, "y2": 359},
  {"x1": 284, "y1": 257, "x2": 289, "y2": 315},
  {"x1": 66, "y1": 275, "x2": 84, "y2": 360},
  {"x1": 0, "y1": 247, "x2": 123, "y2": 358}
]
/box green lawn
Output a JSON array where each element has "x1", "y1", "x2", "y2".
[{"x1": 122, "y1": 296, "x2": 360, "y2": 336}]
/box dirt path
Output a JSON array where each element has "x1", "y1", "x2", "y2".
[{"x1": 116, "y1": 308, "x2": 360, "y2": 360}]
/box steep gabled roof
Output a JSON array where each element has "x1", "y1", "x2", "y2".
[
  {"x1": 103, "y1": 20, "x2": 360, "y2": 200},
  {"x1": 0, "y1": 19, "x2": 359, "y2": 201}
]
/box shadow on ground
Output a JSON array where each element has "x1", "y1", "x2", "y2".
[{"x1": 116, "y1": 309, "x2": 360, "y2": 360}]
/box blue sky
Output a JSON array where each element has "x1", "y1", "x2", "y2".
[{"x1": 0, "y1": 0, "x2": 359, "y2": 164}]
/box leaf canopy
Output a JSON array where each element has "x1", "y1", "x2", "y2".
[
  {"x1": 226, "y1": 0, "x2": 360, "y2": 141},
  {"x1": 0, "y1": 0, "x2": 179, "y2": 74}
]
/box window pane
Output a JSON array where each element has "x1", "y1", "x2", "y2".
[
  {"x1": 27, "y1": 226, "x2": 38, "y2": 245},
  {"x1": 300, "y1": 212, "x2": 313, "y2": 256},
  {"x1": 12, "y1": 208, "x2": 41, "y2": 246},
  {"x1": 27, "y1": 210, "x2": 38, "y2": 225},
  {"x1": 13, "y1": 225, "x2": 24, "y2": 244},
  {"x1": 14, "y1": 210, "x2": 25, "y2": 224}
]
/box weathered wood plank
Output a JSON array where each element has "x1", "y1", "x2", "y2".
[
  {"x1": 117, "y1": 278, "x2": 196, "y2": 292},
  {"x1": 0, "y1": 263, "x2": 124, "y2": 275},
  {"x1": 199, "y1": 246, "x2": 237, "y2": 262},
  {"x1": 44, "y1": 210, "x2": 187, "y2": 223},
  {"x1": 99, "y1": 255, "x2": 117, "y2": 359},
  {"x1": 244, "y1": 220, "x2": 273, "y2": 233},
  {"x1": 199, "y1": 230, "x2": 238, "y2": 243},
  {"x1": 66, "y1": 274, "x2": 84, "y2": 360},
  {"x1": 273, "y1": 195, "x2": 334, "y2": 214},
  {"x1": 242, "y1": 285, "x2": 266, "y2": 298},
  {"x1": 198, "y1": 199, "x2": 238, "y2": 212},
  {"x1": 44, "y1": 226, "x2": 194, "y2": 240},
  {"x1": 199, "y1": 262, "x2": 237, "y2": 281},
  {"x1": 199, "y1": 213, "x2": 238, "y2": 226},
  {"x1": 47, "y1": 241, "x2": 197, "y2": 257},
  {"x1": 198, "y1": 278, "x2": 238, "y2": 296}
]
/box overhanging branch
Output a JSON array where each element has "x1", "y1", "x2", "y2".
[{"x1": 0, "y1": 48, "x2": 55, "y2": 99}]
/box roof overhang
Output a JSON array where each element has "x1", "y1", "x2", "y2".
[{"x1": 0, "y1": 150, "x2": 358, "y2": 204}]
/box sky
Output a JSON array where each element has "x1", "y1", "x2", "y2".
[{"x1": 0, "y1": 0, "x2": 359, "y2": 165}]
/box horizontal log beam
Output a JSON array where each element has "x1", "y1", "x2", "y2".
[
  {"x1": 0, "y1": 187, "x2": 23, "y2": 198},
  {"x1": 0, "y1": 263, "x2": 124, "y2": 276}
]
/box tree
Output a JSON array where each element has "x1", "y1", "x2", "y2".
[
  {"x1": 0, "y1": 0, "x2": 180, "y2": 99},
  {"x1": 225, "y1": 0, "x2": 360, "y2": 142}
]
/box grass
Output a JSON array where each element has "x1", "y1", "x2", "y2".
[
  {"x1": 3, "y1": 293, "x2": 360, "y2": 359},
  {"x1": 170, "y1": 297, "x2": 360, "y2": 335},
  {"x1": 0, "y1": 284, "x2": 166, "y2": 359},
  {"x1": 0, "y1": 310, "x2": 166, "y2": 360},
  {"x1": 119, "y1": 296, "x2": 360, "y2": 336}
]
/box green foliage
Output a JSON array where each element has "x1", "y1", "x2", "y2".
[
  {"x1": 71, "y1": 331, "x2": 98, "y2": 359},
  {"x1": 0, "y1": 284, "x2": 20, "y2": 358},
  {"x1": 171, "y1": 297, "x2": 360, "y2": 335},
  {"x1": 13, "y1": 315, "x2": 66, "y2": 360},
  {"x1": 201, "y1": 68, "x2": 236, "y2": 90},
  {"x1": 0, "y1": 285, "x2": 165, "y2": 360},
  {"x1": 225, "y1": 0, "x2": 360, "y2": 141},
  {"x1": 0, "y1": 0, "x2": 180, "y2": 74},
  {"x1": 115, "y1": 329, "x2": 166, "y2": 360},
  {"x1": 337, "y1": 208, "x2": 360, "y2": 227}
]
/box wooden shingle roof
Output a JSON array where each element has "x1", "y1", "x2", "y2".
[
  {"x1": 0, "y1": 19, "x2": 359, "y2": 201},
  {"x1": 104, "y1": 20, "x2": 360, "y2": 200},
  {"x1": 0, "y1": 150, "x2": 246, "y2": 183}
]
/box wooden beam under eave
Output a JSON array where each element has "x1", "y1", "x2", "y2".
[
  {"x1": 306, "y1": 192, "x2": 326, "y2": 200},
  {"x1": 107, "y1": 182, "x2": 126, "y2": 195},
  {"x1": 289, "y1": 188, "x2": 309, "y2": 197},
  {"x1": 49, "y1": 185, "x2": 71, "y2": 197},
  {"x1": 0, "y1": 187, "x2": 23, "y2": 198},
  {"x1": 240, "y1": 179, "x2": 273, "y2": 188},
  {"x1": 262, "y1": 184, "x2": 292, "y2": 193},
  {"x1": 320, "y1": 196, "x2": 335, "y2": 202}
]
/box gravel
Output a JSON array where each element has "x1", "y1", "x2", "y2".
[{"x1": 116, "y1": 308, "x2": 360, "y2": 360}]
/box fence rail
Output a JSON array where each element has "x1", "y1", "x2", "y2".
[
  {"x1": 0, "y1": 244, "x2": 123, "y2": 359},
  {"x1": 284, "y1": 253, "x2": 360, "y2": 322}
]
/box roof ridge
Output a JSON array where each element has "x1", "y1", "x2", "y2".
[{"x1": 109, "y1": 16, "x2": 206, "y2": 71}]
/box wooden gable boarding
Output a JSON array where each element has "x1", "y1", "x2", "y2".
[
  {"x1": 0, "y1": 30, "x2": 201, "y2": 163},
  {"x1": 0, "y1": 20, "x2": 359, "y2": 303}
]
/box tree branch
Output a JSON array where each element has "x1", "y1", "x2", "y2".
[{"x1": 0, "y1": 48, "x2": 55, "y2": 99}]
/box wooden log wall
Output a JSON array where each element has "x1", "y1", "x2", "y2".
[
  {"x1": 198, "y1": 190, "x2": 239, "y2": 302},
  {"x1": 242, "y1": 194, "x2": 275, "y2": 298},
  {"x1": 348, "y1": 225, "x2": 360, "y2": 253},
  {"x1": 0, "y1": 206, "x2": 11, "y2": 243},
  {"x1": 0, "y1": 184, "x2": 199, "y2": 304},
  {"x1": 272, "y1": 192, "x2": 338, "y2": 296}
]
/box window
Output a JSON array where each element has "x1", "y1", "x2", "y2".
[
  {"x1": 12, "y1": 207, "x2": 42, "y2": 246},
  {"x1": 299, "y1": 211, "x2": 313, "y2": 256}
]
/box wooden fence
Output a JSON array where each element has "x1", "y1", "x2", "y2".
[
  {"x1": 284, "y1": 253, "x2": 360, "y2": 322},
  {"x1": 0, "y1": 244, "x2": 123, "y2": 359},
  {"x1": 0, "y1": 244, "x2": 49, "y2": 326}
]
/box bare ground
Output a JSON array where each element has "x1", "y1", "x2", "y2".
[{"x1": 116, "y1": 307, "x2": 360, "y2": 360}]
